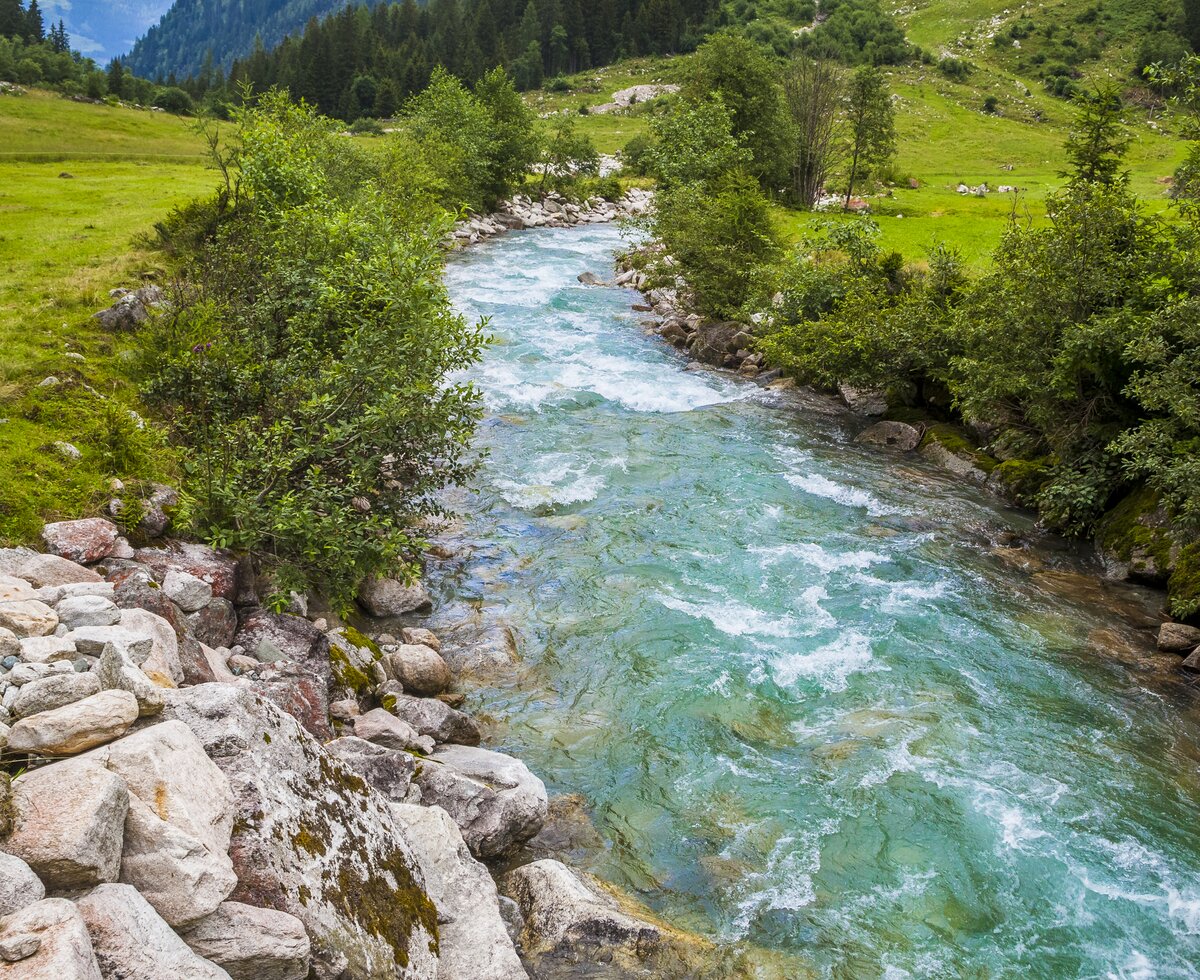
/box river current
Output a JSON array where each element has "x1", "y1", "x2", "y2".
[{"x1": 433, "y1": 224, "x2": 1200, "y2": 976}]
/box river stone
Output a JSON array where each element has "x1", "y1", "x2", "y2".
[
  {"x1": 118, "y1": 607, "x2": 184, "y2": 685},
  {"x1": 162, "y1": 568, "x2": 213, "y2": 613},
  {"x1": 6, "y1": 689, "x2": 138, "y2": 755},
  {"x1": 180, "y1": 902, "x2": 311, "y2": 980},
  {"x1": 353, "y1": 708, "x2": 435, "y2": 755},
  {"x1": 1158, "y1": 622, "x2": 1200, "y2": 654},
  {"x1": 0, "y1": 550, "x2": 103, "y2": 589},
  {"x1": 4, "y1": 760, "x2": 129, "y2": 889},
  {"x1": 188, "y1": 598, "x2": 238, "y2": 649},
  {"x1": 383, "y1": 644, "x2": 452, "y2": 696},
  {"x1": 118, "y1": 794, "x2": 238, "y2": 927},
  {"x1": 132, "y1": 542, "x2": 241, "y2": 602},
  {"x1": 55, "y1": 595, "x2": 121, "y2": 630},
  {"x1": 41, "y1": 520, "x2": 119, "y2": 565},
  {"x1": 414, "y1": 745, "x2": 548, "y2": 860},
  {"x1": 854, "y1": 420, "x2": 922, "y2": 452},
  {"x1": 386, "y1": 693, "x2": 480, "y2": 746},
  {"x1": 837, "y1": 383, "x2": 889, "y2": 416},
  {"x1": 0, "y1": 626, "x2": 19, "y2": 659},
  {"x1": 75, "y1": 884, "x2": 230, "y2": 979},
  {"x1": 18, "y1": 635, "x2": 77, "y2": 664},
  {"x1": 500, "y1": 859, "x2": 662, "y2": 971},
  {"x1": 393, "y1": 803, "x2": 527, "y2": 979},
  {"x1": 62, "y1": 624, "x2": 153, "y2": 662},
  {"x1": 0, "y1": 853, "x2": 45, "y2": 917},
  {"x1": 160, "y1": 684, "x2": 439, "y2": 980},
  {"x1": 400, "y1": 627, "x2": 441, "y2": 652},
  {"x1": 0, "y1": 575, "x2": 35, "y2": 603},
  {"x1": 357, "y1": 576, "x2": 434, "y2": 617},
  {"x1": 0, "y1": 600, "x2": 57, "y2": 638},
  {"x1": 324, "y1": 736, "x2": 416, "y2": 802},
  {"x1": 97, "y1": 642, "x2": 165, "y2": 716},
  {"x1": 11, "y1": 671, "x2": 100, "y2": 719},
  {"x1": 87, "y1": 719, "x2": 235, "y2": 858},
  {"x1": 0, "y1": 899, "x2": 102, "y2": 978}
]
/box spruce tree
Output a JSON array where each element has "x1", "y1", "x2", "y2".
[
  {"x1": 24, "y1": 0, "x2": 42, "y2": 42},
  {"x1": 0, "y1": 0, "x2": 23, "y2": 41}
]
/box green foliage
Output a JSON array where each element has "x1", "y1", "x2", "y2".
[
  {"x1": 842, "y1": 64, "x2": 895, "y2": 207},
  {"x1": 139, "y1": 91, "x2": 485, "y2": 609},
  {"x1": 537, "y1": 113, "x2": 600, "y2": 193},
  {"x1": 645, "y1": 93, "x2": 750, "y2": 189},
  {"x1": 651, "y1": 169, "x2": 783, "y2": 318},
  {"x1": 682, "y1": 33, "x2": 791, "y2": 188},
  {"x1": 1061, "y1": 88, "x2": 1130, "y2": 186},
  {"x1": 797, "y1": 0, "x2": 909, "y2": 66}
]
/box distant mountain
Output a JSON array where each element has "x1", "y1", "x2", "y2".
[
  {"x1": 38, "y1": 0, "x2": 174, "y2": 62},
  {"x1": 125, "y1": 0, "x2": 371, "y2": 79}
]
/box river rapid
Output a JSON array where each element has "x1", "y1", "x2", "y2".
[{"x1": 432, "y1": 223, "x2": 1200, "y2": 976}]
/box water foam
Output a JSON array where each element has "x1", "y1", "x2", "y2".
[
  {"x1": 752, "y1": 541, "x2": 888, "y2": 574},
  {"x1": 772, "y1": 630, "x2": 887, "y2": 693},
  {"x1": 784, "y1": 472, "x2": 898, "y2": 515}
]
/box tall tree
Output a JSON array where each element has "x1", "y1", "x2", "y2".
[
  {"x1": 842, "y1": 65, "x2": 895, "y2": 210},
  {"x1": 0, "y1": 0, "x2": 23, "y2": 40},
  {"x1": 783, "y1": 55, "x2": 844, "y2": 208},
  {"x1": 106, "y1": 58, "x2": 126, "y2": 99},
  {"x1": 1062, "y1": 87, "x2": 1131, "y2": 187},
  {"x1": 24, "y1": 0, "x2": 42, "y2": 42}
]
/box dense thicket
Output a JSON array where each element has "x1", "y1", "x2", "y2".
[{"x1": 140, "y1": 90, "x2": 492, "y2": 608}]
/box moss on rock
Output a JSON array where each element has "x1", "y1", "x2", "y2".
[
  {"x1": 990, "y1": 457, "x2": 1052, "y2": 507},
  {"x1": 1094, "y1": 487, "x2": 1177, "y2": 585},
  {"x1": 918, "y1": 423, "x2": 999, "y2": 479},
  {"x1": 1169, "y1": 543, "x2": 1200, "y2": 622}
]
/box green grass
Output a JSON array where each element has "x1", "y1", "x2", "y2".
[{"x1": 0, "y1": 88, "x2": 212, "y2": 544}]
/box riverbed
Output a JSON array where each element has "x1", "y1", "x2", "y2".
[{"x1": 432, "y1": 223, "x2": 1200, "y2": 976}]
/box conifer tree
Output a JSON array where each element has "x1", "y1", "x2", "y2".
[
  {"x1": 0, "y1": 0, "x2": 23, "y2": 41},
  {"x1": 24, "y1": 0, "x2": 42, "y2": 42}
]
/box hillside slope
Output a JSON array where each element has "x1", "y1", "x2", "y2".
[{"x1": 125, "y1": 0, "x2": 373, "y2": 78}]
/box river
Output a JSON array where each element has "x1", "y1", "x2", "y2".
[{"x1": 432, "y1": 223, "x2": 1200, "y2": 976}]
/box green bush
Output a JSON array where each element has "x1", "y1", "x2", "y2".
[{"x1": 140, "y1": 91, "x2": 485, "y2": 609}]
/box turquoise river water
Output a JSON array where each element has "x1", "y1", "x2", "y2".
[{"x1": 432, "y1": 224, "x2": 1200, "y2": 977}]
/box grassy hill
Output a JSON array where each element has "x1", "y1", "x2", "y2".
[{"x1": 0, "y1": 88, "x2": 211, "y2": 542}]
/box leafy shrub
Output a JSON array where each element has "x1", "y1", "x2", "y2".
[
  {"x1": 140, "y1": 91, "x2": 485, "y2": 609},
  {"x1": 983, "y1": 95, "x2": 999, "y2": 113},
  {"x1": 152, "y1": 86, "x2": 194, "y2": 114}
]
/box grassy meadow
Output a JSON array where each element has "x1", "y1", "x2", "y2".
[{"x1": 0, "y1": 88, "x2": 211, "y2": 543}]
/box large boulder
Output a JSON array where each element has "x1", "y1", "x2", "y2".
[
  {"x1": 386, "y1": 693, "x2": 480, "y2": 746},
  {"x1": 837, "y1": 383, "x2": 889, "y2": 416},
  {"x1": 188, "y1": 599, "x2": 238, "y2": 649},
  {"x1": 0, "y1": 600, "x2": 57, "y2": 639},
  {"x1": 180, "y1": 902, "x2": 311, "y2": 980},
  {"x1": 689, "y1": 321, "x2": 744, "y2": 366},
  {"x1": 0, "y1": 898, "x2": 102, "y2": 978},
  {"x1": 11, "y1": 672, "x2": 100, "y2": 720},
  {"x1": 55, "y1": 595, "x2": 120, "y2": 630},
  {"x1": 393, "y1": 804, "x2": 527, "y2": 980},
  {"x1": 161, "y1": 684, "x2": 439, "y2": 980},
  {"x1": 500, "y1": 859, "x2": 662, "y2": 973},
  {"x1": 40, "y1": 520, "x2": 119, "y2": 565},
  {"x1": 1158, "y1": 622, "x2": 1200, "y2": 654},
  {"x1": 97, "y1": 642, "x2": 165, "y2": 717},
  {"x1": 0, "y1": 853, "x2": 45, "y2": 917},
  {"x1": 5, "y1": 690, "x2": 138, "y2": 756},
  {"x1": 414, "y1": 745, "x2": 547, "y2": 861},
  {"x1": 854, "y1": 420, "x2": 922, "y2": 452},
  {"x1": 353, "y1": 709, "x2": 434, "y2": 755},
  {"x1": 131, "y1": 543, "x2": 241, "y2": 602},
  {"x1": 383, "y1": 645, "x2": 452, "y2": 697},
  {"x1": 110, "y1": 573, "x2": 205, "y2": 685},
  {"x1": 118, "y1": 607, "x2": 184, "y2": 686},
  {"x1": 234, "y1": 609, "x2": 332, "y2": 737},
  {"x1": 118, "y1": 795, "x2": 237, "y2": 927},
  {"x1": 324, "y1": 737, "x2": 416, "y2": 803},
  {"x1": 75, "y1": 883, "x2": 230, "y2": 979},
  {"x1": 358, "y1": 577, "x2": 433, "y2": 618},
  {"x1": 3, "y1": 760, "x2": 129, "y2": 890},
  {"x1": 0, "y1": 548, "x2": 102, "y2": 589},
  {"x1": 88, "y1": 720, "x2": 234, "y2": 856}
]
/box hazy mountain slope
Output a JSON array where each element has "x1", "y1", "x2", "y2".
[
  {"x1": 38, "y1": 0, "x2": 174, "y2": 61},
  {"x1": 125, "y1": 0, "x2": 375, "y2": 78}
]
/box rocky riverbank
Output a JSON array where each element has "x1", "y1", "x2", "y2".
[
  {"x1": 614, "y1": 249, "x2": 1200, "y2": 662},
  {"x1": 451, "y1": 188, "x2": 653, "y2": 246},
  {"x1": 0, "y1": 515, "x2": 719, "y2": 978}
]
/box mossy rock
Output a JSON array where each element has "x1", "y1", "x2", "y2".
[
  {"x1": 918, "y1": 423, "x2": 998, "y2": 481},
  {"x1": 989, "y1": 457, "x2": 1052, "y2": 507},
  {"x1": 1168, "y1": 543, "x2": 1200, "y2": 622},
  {"x1": 328, "y1": 626, "x2": 383, "y2": 698},
  {"x1": 1094, "y1": 487, "x2": 1177, "y2": 586}
]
